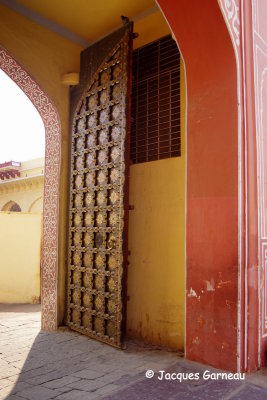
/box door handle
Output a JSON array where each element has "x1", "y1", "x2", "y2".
[{"x1": 107, "y1": 237, "x2": 116, "y2": 251}]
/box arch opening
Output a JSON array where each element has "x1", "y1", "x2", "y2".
[
  {"x1": 0, "y1": 46, "x2": 61, "y2": 330},
  {"x1": 29, "y1": 196, "x2": 44, "y2": 213},
  {"x1": 2, "y1": 200, "x2": 21, "y2": 212},
  {"x1": 0, "y1": 0, "x2": 242, "y2": 373}
]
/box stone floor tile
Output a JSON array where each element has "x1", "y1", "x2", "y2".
[
  {"x1": 54, "y1": 390, "x2": 99, "y2": 400},
  {"x1": 24, "y1": 371, "x2": 68, "y2": 386},
  {"x1": 245, "y1": 370, "x2": 267, "y2": 389},
  {"x1": 7, "y1": 376, "x2": 20, "y2": 383},
  {"x1": 103, "y1": 379, "x2": 189, "y2": 400},
  {"x1": 51, "y1": 387, "x2": 72, "y2": 394},
  {"x1": 228, "y1": 384, "x2": 267, "y2": 400},
  {"x1": 0, "y1": 385, "x2": 14, "y2": 400},
  {"x1": 71, "y1": 369, "x2": 105, "y2": 380},
  {"x1": 18, "y1": 367, "x2": 56, "y2": 382},
  {"x1": 42, "y1": 376, "x2": 81, "y2": 389},
  {"x1": 15, "y1": 386, "x2": 60, "y2": 400},
  {"x1": 0, "y1": 369, "x2": 20, "y2": 380},
  {"x1": 66, "y1": 378, "x2": 107, "y2": 392},
  {"x1": 95, "y1": 383, "x2": 120, "y2": 395},
  {"x1": 0, "y1": 378, "x2": 12, "y2": 390},
  {"x1": 100, "y1": 371, "x2": 127, "y2": 385},
  {"x1": 9, "y1": 382, "x2": 33, "y2": 395},
  {"x1": 1, "y1": 305, "x2": 267, "y2": 400}
]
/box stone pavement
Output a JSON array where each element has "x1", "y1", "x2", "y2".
[{"x1": 0, "y1": 304, "x2": 267, "y2": 400}]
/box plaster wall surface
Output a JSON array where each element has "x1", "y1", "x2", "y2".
[
  {"x1": 127, "y1": 60, "x2": 186, "y2": 349},
  {"x1": 133, "y1": 10, "x2": 170, "y2": 49},
  {"x1": 29, "y1": 196, "x2": 43, "y2": 213},
  {"x1": 20, "y1": 157, "x2": 45, "y2": 177},
  {"x1": 0, "y1": 186, "x2": 44, "y2": 212},
  {"x1": 0, "y1": 212, "x2": 42, "y2": 303},
  {"x1": 0, "y1": 159, "x2": 44, "y2": 212}
]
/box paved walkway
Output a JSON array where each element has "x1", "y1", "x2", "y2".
[{"x1": 0, "y1": 304, "x2": 267, "y2": 400}]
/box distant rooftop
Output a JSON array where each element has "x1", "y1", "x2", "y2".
[
  {"x1": 0, "y1": 158, "x2": 44, "y2": 181},
  {"x1": 0, "y1": 161, "x2": 21, "y2": 169}
]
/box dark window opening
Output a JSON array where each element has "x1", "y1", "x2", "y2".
[
  {"x1": 9, "y1": 203, "x2": 21, "y2": 212},
  {"x1": 130, "y1": 35, "x2": 181, "y2": 164}
]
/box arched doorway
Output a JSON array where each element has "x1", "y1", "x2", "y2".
[
  {"x1": 29, "y1": 196, "x2": 43, "y2": 213},
  {"x1": 0, "y1": 0, "x2": 252, "y2": 373},
  {"x1": 2, "y1": 200, "x2": 21, "y2": 212},
  {"x1": 0, "y1": 46, "x2": 61, "y2": 330},
  {"x1": 61, "y1": 0, "x2": 241, "y2": 372}
]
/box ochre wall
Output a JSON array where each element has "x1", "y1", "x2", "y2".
[
  {"x1": 158, "y1": 0, "x2": 238, "y2": 371},
  {"x1": 133, "y1": 10, "x2": 170, "y2": 49},
  {"x1": 29, "y1": 197, "x2": 43, "y2": 213},
  {"x1": 0, "y1": 4, "x2": 82, "y2": 322},
  {"x1": 0, "y1": 185, "x2": 44, "y2": 212},
  {"x1": 0, "y1": 160, "x2": 45, "y2": 212},
  {"x1": 0, "y1": 212, "x2": 42, "y2": 303},
  {"x1": 126, "y1": 60, "x2": 186, "y2": 350},
  {"x1": 20, "y1": 157, "x2": 45, "y2": 178}
]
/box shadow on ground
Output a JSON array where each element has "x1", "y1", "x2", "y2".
[
  {"x1": 0, "y1": 304, "x2": 267, "y2": 400},
  {"x1": 0, "y1": 304, "x2": 41, "y2": 313}
]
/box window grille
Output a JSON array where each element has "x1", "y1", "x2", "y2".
[{"x1": 130, "y1": 35, "x2": 181, "y2": 164}]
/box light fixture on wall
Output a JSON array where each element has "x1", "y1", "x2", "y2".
[{"x1": 61, "y1": 73, "x2": 79, "y2": 86}]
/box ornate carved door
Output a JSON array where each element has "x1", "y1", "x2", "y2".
[{"x1": 66, "y1": 24, "x2": 133, "y2": 348}]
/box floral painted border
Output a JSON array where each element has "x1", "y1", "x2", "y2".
[{"x1": 0, "y1": 46, "x2": 60, "y2": 330}]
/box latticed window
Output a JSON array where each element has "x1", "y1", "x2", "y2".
[{"x1": 130, "y1": 35, "x2": 181, "y2": 164}]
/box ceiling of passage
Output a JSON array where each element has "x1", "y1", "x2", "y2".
[{"x1": 14, "y1": 0, "x2": 156, "y2": 44}]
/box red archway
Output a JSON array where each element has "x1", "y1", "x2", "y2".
[
  {"x1": 157, "y1": 0, "x2": 240, "y2": 371},
  {"x1": 158, "y1": 0, "x2": 267, "y2": 373},
  {"x1": 1, "y1": 0, "x2": 264, "y2": 374},
  {"x1": 0, "y1": 46, "x2": 61, "y2": 331}
]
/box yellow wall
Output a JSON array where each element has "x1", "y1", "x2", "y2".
[
  {"x1": 0, "y1": 184, "x2": 44, "y2": 212},
  {"x1": 126, "y1": 59, "x2": 186, "y2": 350},
  {"x1": 133, "y1": 10, "x2": 170, "y2": 49},
  {"x1": 29, "y1": 196, "x2": 43, "y2": 213},
  {"x1": 0, "y1": 159, "x2": 44, "y2": 212},
  {"x1": 0, "y1": 4, "x2": 82, "y2": 322},
  {"x1": 0, "y1": 212, "x2": 42, "y2": 303},
  {"x1": 20, "y1": 157, "x2": 45, "y2": 178}
]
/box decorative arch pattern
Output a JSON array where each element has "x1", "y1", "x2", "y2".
[
  {"x1": 0, "y1": 46, "x2": 61, "y2": 330},
  {"x1": 2, "y1": 200, "x2": 21, "y2": 212},
  {"x1": 29, "y1": 195, "x2": 43, "y2": 213}
]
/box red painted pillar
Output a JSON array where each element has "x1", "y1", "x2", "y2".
[
  {"x1": 245, "y1": 0, "x2": 267, "y2": 370},
  {"x1": 157, "y1": 0, "x2": 239, "y2": 371},
  {"x1": 240, "y1": 0, "x2": 258, "y2": 372}
]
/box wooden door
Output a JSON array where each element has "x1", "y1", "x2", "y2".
[{"x1": 66, "y1": 23, "x2": 133, "y2": 348}]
